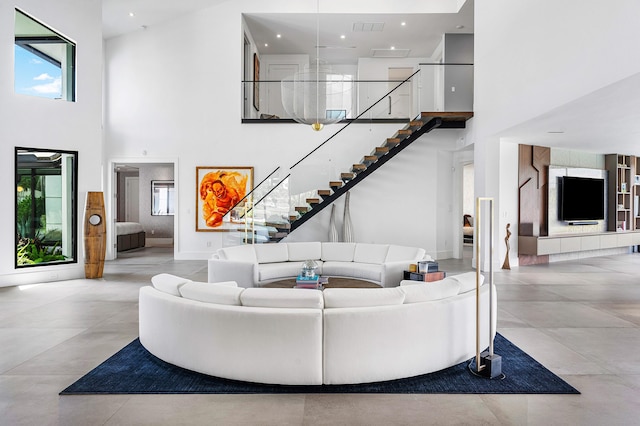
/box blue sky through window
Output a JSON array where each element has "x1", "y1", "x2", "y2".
[{"x1": 14, "y1": 45, "x2": 62, "y2": 99}]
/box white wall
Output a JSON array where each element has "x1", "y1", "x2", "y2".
[
  {"x1": 0, "y1": 0, "x2": 102, "y2": 286},
  {"x1": 104, "y1": 0, "x2": 465, "y2": 260},
  {"x1": 475, "y1": 0, "x2": 640, "y2": 139}
]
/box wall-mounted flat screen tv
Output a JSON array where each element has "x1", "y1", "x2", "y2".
[{"x1": 558, "y1": 176, "x2": 605, "y2": 222}]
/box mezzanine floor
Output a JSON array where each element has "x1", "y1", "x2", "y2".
[{"x1": 1, "y1": 247, "x2": 639, "y2": 425}]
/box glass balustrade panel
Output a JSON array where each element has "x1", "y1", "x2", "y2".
[{"x1": 242, "y1": 64, "x2": 473, "y2": 121}]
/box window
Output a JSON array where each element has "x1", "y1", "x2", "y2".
[
  {"x1": 14, "y1": 9, "x2": 76, "y2": 101},
  {"x1": 16, "y1": 148, "x2": 78, "y2": 267},
  {"x1": 151, "y1": 181, "x2": 175, "y2": 216}
]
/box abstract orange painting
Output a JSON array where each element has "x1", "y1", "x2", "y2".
[{"x1": 196, "y1": 166, "x2": 253, "y2": 231}]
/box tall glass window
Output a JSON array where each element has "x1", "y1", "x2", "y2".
[
  {"x1": 16, "y1": 148, "x2": 78, "y2": 267},
  {"x1": 14, "y1": 9, "x2": 76, "y2": 101}
]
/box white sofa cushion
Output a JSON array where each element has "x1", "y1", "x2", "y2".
[
  {"x1": 151, "y1": 273, "x2": 190, "y2": 296},
  {"x1": 287, "y1": 242, "x2": 322, "y2": 262},
  {"x1": 323, "y1": 287, "x2": 405, "y2": 308},
  {"x1": 209, "y1": 281, "x2": 238, "y2": 287},
  {"x1": 241, "y1": 288, "x2": 324, "y2": 309},
  {"x1": 400, "y1": 278, "x2": 461, "y2": 303},
  {"x1": 322, "y1": 261, "x2": 382, "y2": 283},
  {"x1": 218, "y1": 245, "x2": 257, "y2": 263},
  {"x1": 386, "y1": 245, "x2": 426, "y2": 262},
  {"x1": 321, "y1": 242, "x2": 355, "y2": 262},
  {"x1": 179, "y1": 281, "x2": 244, "y2": 305},
  {"x1": 353, "y1": 243, "x2": 389, "y2": 264},
  {"x1": 450, "y1": 272, "x2": 485, "y2": 294},
  {"x1": 258, "y1": 262, "x2": 307, "y2": 282},
  {"x1": 254, "y1": 244, "x2": 289, "y2": 264}
]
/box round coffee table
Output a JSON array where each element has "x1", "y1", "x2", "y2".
[{"x1": 263, "y1": 277, "x2": 380, "y2": 289}]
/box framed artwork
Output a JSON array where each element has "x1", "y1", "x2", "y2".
[
  {"x1": 253, "y1": 53, "x2": 260, "y2": 111},
  {"x1": 196, "y1": 166, "x2": 254, "y2": 232}
]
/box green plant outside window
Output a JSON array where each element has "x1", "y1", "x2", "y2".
[{"x1": 16, "y1": 148, "x2": 78, "y2": 267}]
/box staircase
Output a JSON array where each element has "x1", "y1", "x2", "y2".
[{"x1": 231, "y1": 111, "x2": 473, "y2": 243}]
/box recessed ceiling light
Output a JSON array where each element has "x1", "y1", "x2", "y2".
[
  {"x1": 276, "y1": 34, "x2": 281, "y2": 38},
  {"x1": 401, "y1": 22, "x2": 406, "y2": 26},
  {"x1": 340, "y1": 35, "x2": 346, "y2": 39},
  {"x1": 456, "y1": 25, "x2": 464, "y2": 29},
  {"x1": 129, "y1": 12, "x2": 135, "y2": 17},
  {"x1": 390, "y1": 46, "x2": 395, "y2": 50},
  {"x1": 264, "y1": 43, "x2": 268, "y2": 47}
]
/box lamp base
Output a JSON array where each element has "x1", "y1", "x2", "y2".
[{"x1": 479, "y1": 351, "x2": 503, "y2": 379}]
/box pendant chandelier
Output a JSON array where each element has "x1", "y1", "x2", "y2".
[{"x1": 281, "y1": 1, "x2": 349, "y2": 131}]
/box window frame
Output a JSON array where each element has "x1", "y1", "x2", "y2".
[
  {"x1": 14, "y1": 8, "x2": 76, "y2": 102},
  {"x1": 15, "y1": 147, "x2": 79, "y2": 269}
]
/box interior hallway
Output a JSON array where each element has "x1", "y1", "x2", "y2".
[{"x1": 0, "y1": 247, "x2": 639, "y2": 425}]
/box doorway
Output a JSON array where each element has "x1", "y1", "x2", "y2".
[
  {"x1": 243, "y1": 34, "x2": 252, "y2": 118},
  {"x1": 266, "y1": 63, "x2": 299, "y2": 118},
  {"x1": 388, "y1": 67, "x2": 413, "y2": 119},
  {"x1": 462, "y1": 163, "x2": 474, "y2": 262},
  {"x1": 108, "y1": 160, "x2": 178, "y2": 260},
  {"x1": 124, "y1": 176, "x2": 139, "y2": 222}
]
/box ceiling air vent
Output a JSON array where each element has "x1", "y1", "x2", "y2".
[
  {"x1": 353, "y1": 22, "x2": 385, "y2": 32},
  {"x1": 370, "y1": 48, "x2": 410, "y2": 58}
]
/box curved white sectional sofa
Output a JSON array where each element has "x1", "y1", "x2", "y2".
[
  {"x1": 139, "y1": 272, "x2": 496, "y2": 386},
  {"x1": 207, "y1": 242, "x2": 431, "y2": 288}
]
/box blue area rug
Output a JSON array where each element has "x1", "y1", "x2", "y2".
[{"x1": 60, "y1": 334, "x2": 579, "y2": 395}]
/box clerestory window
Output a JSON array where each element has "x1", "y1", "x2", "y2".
[{"x1": 14, "y1": 9, "x2": 76, "y2": 101}]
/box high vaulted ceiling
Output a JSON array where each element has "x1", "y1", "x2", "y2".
[
  {"x1": 102, "y1": 0, "x2": 474, "y2": 64},
  {"x1": 100, "y1": 0, "x2": 640, "y2": 156}
]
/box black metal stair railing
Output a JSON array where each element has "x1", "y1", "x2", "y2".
[
  {"x1": 226, "y1": 70, "x2": 423, "y2": 235},
  {"x1": 289, "y1": 116, "x2": 443, "y2": 231}
]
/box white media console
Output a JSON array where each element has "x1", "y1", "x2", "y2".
[{"x1": 519, "y1": 231, "x2": 640, "y2": 256}]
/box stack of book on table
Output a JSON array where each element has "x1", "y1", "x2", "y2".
[
  {"x1": 295, "y1": 275, "x2": 324, "y2": 289},
  {"x1": 404, "y1": 261, "x2": 446, "y2": 282}
]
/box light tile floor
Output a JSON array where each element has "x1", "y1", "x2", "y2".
[{"x1": 1, "y1": 247, "x2": 639, "y2": 425}]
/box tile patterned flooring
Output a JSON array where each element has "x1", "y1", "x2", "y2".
[{"x1": 1, "y1": 247, "x2": 639, "y2": 425}]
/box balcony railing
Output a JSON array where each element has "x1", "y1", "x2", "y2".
[{"x1": 242, "y1": 63, "x2": 473, "y2": 122}]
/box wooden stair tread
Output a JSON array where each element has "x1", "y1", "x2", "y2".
[
  {"x1": 295, "y1": 206, "x2": 308, "y2": 212},
  {"x1": 373, "y1": 146, "x2": 389, "y2": 156},
  {"x1": 266, "y1": 222, "x2": 291, "y2": 230},
  {"x1": 352, "y1": 164, "x2": 367, "y2": 171},
  {"x1": 330, "y1": 181, "x2": 343, "y2": 188},
  {"x1": 385, "y1": 138, "x2": 401, "y2": 147},
  {"x1": 420, "y1": 111, "x2": 474, "y2": 121},
  {"x1": 341, "y1": 172, "x2": 355, "y2": 180},
  {"x1": 317, "y1": 189, "x2": 331, "y2": 197},
  {"x1": 306, "y1": 198, "x2": 320, "y2": 204},
  {"x1": 394, "y1": 129, "x2": 412, "y2": 140}
]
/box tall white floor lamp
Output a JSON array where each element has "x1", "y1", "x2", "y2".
[{"x1": 474, "y1": 197, "x2": 502, "y2": 379}]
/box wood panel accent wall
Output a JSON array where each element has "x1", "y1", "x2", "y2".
[{"x1": 518, "y1": 145, "x2": 550, "y2": 265}]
